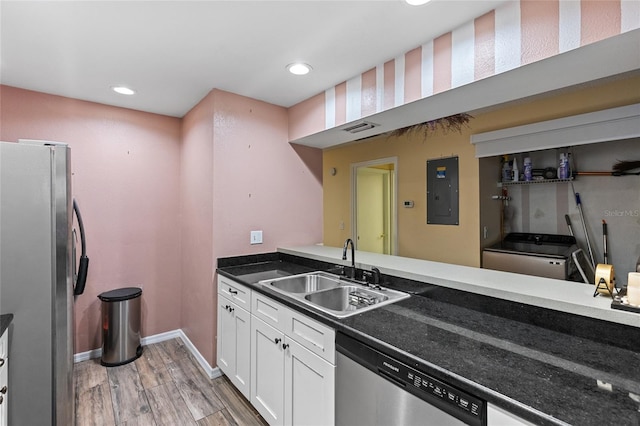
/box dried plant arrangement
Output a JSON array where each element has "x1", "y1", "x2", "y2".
[{"x1": 387, "y1": 113, "x2": 473, "y2": 141}]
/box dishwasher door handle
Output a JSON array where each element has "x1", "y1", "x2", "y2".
[{"x1": 378, "y1": 368, "x2": 408, "y2": 388}]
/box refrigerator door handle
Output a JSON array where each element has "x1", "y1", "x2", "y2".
[{"x1": 73, "y1": 198, "x2": 89, "y2": 295}]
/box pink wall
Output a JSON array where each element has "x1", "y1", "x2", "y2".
[
  {"x1": 0, "y1": 85, "x2": 183, "y2": 353},
  {"x1": 180, "y1": 90, "x2": 215, "y2": 364},
  {"x1": 0, "y1": 84, "x2": 322, "y2": 366},
  {"x1": 212, "y1": 89, "x2": 323, "y2": 257},
  {"x1": 288, "y1": 0, "x2": 637, "y2": 140},
  {"x1": 180, "y1": 89, "x2": 323, "y2": 366}
]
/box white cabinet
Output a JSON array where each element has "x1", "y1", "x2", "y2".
[
  {"x1": 219, "y1": 275, "x2": 252, "y2": 311},
  {"x1": 252, "y1": 292, "x2": 335, "y2": 364},
  {"x1": 284, "y1": 338, "x2": 334, "y2": 426},
  {"x1": 250, "y1": 292, "x2": 335, "y2": 426},
  {"x1": 217, "y1": 275, "x2": 336, "y2": 426},
  {"x1": 0, "y1": 330, "x2": 8, "y2": 426},
  {"x1": 216, "y1": 278, "x2": 251, "y2": 398},
  {"x1": 251, "y1": 317, "x2": 285, "y2": 425}
]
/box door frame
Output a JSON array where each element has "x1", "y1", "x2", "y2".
[{"x1": 350, "y1": 157, "x2": 398, "y2": 255}]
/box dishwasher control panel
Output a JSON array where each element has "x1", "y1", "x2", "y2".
[{"x1": 378, "y1": 353, "x2": 485, "y2": 426}]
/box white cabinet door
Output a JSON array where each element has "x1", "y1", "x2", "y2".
[
  {"x1": 233, "y1": 306, "x2": 251, "y2": 398},
  {"x1": 217, "y1": 297, "x2": 235, "y2": 375},
  {"x1": 216, "y1": 296, "x2": 251, "y2": 398},
  {"x1": 251, "y1": 317, "x2": 285, "y2": 426},
  {"x1": 284, "y1": 338, "x2": 335, "y2": 426}
]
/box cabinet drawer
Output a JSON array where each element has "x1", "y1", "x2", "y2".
[
  {"x1": 252, "y1": 292, "x2": 287, "y2": 332},
  {"x1": 252, "y1": 292, "x2": 336, "y2": 364},
  {"x1": 286, "y1": 309, "x2": 335, "y2": 364},
  {"x1": 0, "y1": 331, "x2": 7, "y2": 360},
  {"x1": 218, "y1": 276, "x2": 251, "y2": 310}
]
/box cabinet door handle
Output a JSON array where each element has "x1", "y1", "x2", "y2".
[
  {"x1": 282, "y1": 343, "x2": 289, "y2": 350},
  {"x1": 0, "y1": 358, "x2": 4, "y2": 367},
  {"x1": 0, "y1": 386, "x2": 6, "y2": 394},
  {"x1": 274, "y1": 338, "x2": 281, "y2": 344},
  {"x1": 228, "y1": 288, "x2": 238, "y2": 295},
  {"x1": 229, "y1": 307, "x2": 234, "y2": 313},
  {"x1": 0, "y1": 395, "x2": 3, "y2": 405}
]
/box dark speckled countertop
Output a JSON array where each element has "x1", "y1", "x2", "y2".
[
  {"x1": 218, "y1": 253, "x2": 640, "y2": 426},
  {"x1": 1, "y1": 314, "x2": 13, "y2": 336}
]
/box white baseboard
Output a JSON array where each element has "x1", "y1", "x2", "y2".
[
  {"x1": 175, "y1": 329, "x2": 222, "y2": 379},
  {"x1": 74, "y1": 348, "x2": 101, "y2": 363},
  {"x1": 74, "y1": 329, "x2": 222, "y2": 379}
]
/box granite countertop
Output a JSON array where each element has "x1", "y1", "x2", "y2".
[
  {"x1": 1, "y1": 313, "x2": 13, "y2": 336},
  {"x1": 217, "y1": 252, "x2": 640, "y2": 426}
]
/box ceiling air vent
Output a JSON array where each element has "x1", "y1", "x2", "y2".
[{"x1": 341, "y1": 121, "x2": 378, "y2": 134}]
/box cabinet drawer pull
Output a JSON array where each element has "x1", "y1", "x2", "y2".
[
  {"x1": 0, "y1": 358, "x2": 4, "y2": 367},
  {"x1": 282, "y1": 343, "x2": 289, "y2": 350},
  {"x1": 274, "y1": 338, "x2": 281, "y2": 345},
  {"x1": 0, "y1": 386, "x2": 6, "y2": 394},
  {"x1": 228, "y1": 288, "x2": 238, "y2": 295}
]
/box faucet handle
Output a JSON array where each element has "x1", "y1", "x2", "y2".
[
  {"x1": 371, "y1": 267, "x2": 381, "y2": 285},
  {"x1": 329, "y1": 265, "x2": 346, "y2": 276}
]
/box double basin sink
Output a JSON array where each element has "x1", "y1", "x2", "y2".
[{"x1": 260, "y1": 271, "x2": 409, "y2": 318}]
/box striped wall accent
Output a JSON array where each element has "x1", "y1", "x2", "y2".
[{"x1": 302, "y1": 0, "x2": 639, "y2": 139}]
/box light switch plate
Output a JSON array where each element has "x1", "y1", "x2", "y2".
[{"x1": 250, "y1": 230, "x2": 263, "y2": 245}]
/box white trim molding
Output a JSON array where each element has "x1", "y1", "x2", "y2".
[
  {"x1": 74, "y1": 329, "x2": 222, "y2": 380},
  {"x1": 471, "y1": 103, "x2": 640, "y2": 158}
]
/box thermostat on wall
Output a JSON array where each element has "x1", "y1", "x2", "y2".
[{"x1": 403, "y1": 200, "x2": 414, "y2": 208}]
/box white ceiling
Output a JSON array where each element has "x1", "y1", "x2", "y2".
[{"x1": 0, "y1": 0, "x2": 507, "y2": 118}]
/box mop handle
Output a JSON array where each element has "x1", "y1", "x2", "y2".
[
  {"x1": 602, "y1": 220, "x2": 608, "y2": 264},
  {"x1": 576, "y1": 193, "x2": 596, "y2": 267},
  {"x1": 564, "y1": 214, "x2": 574, "y2": 236}
]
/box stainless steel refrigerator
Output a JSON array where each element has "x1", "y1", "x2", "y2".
[{"x1": 0, "y1": 140, "x2": 88, "y2": 425}]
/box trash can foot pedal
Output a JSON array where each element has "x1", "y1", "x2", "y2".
[{"x1": 100, "y1": 345, "x2": 143, "y2": 367}]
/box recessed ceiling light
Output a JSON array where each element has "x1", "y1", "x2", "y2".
[
  {"x1": 111, "y1": 86, "x2": 136, "y2": 95},
  {"x1": 287, "y1": 63, "x2": 312, "y2": 76},
  {"x1": 405, "y1": 0, "x2": 431, "y2": 5}
]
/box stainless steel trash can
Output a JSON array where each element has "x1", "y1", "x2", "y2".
[{"x1": 98, "y1": 287, "x2": 143, "y2": 366}]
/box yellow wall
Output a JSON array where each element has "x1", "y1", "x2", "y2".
[
  {"x1": 323, "y1": 74, "x2": 640, "y2": 267},
  {"x1": 323, "y1": 124, "x2": 480, "y2": 266}
]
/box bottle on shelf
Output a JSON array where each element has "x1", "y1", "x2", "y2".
[
  {"x1": 558, "y1": 153, "x2": 569, "y2": 179},
  {"x1": 502, "y1": 155, "x2": 512, "y2": 182},
  {"x1": 512, "y1": 156, "x2": 519, "y2": 182},
  {"x1": 524, "y1": 157, "x2": 533, "y2": 181}
]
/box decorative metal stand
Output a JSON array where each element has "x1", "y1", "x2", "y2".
[{"x1": 593, "y1": 277, "x2": 617, "y2": 298}]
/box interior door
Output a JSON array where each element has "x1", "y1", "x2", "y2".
[
  {"x1": 354, "y1": 160, "x2": 395, "y2": 255},
  {"x1": 356, "y1": 168, "x2": 386, "y2": 253}
]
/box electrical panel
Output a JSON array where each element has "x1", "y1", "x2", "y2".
[{"x1": 426, "y1": 157, "x2": 459, "y2": 225}]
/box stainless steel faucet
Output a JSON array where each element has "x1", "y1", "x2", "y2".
[{"x1": 342, "y1": 238, "x2": 355, "y2": 279}]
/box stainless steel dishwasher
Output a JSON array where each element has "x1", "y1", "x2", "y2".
[{"x1": 336, "y1": 332, "x2": 486, "y2": 426}]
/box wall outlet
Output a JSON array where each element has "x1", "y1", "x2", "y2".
[{"x1": 250, "y1": 230, "x2": 263, "y2": 245}]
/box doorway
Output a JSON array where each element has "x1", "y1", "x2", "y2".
[{"x1": 351, "y1": 157, "x2": 397, "y2": 255}]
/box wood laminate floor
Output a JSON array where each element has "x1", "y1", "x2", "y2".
[{"x1": 74, "y1": 338, "x2": 268, "y2": 426}]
